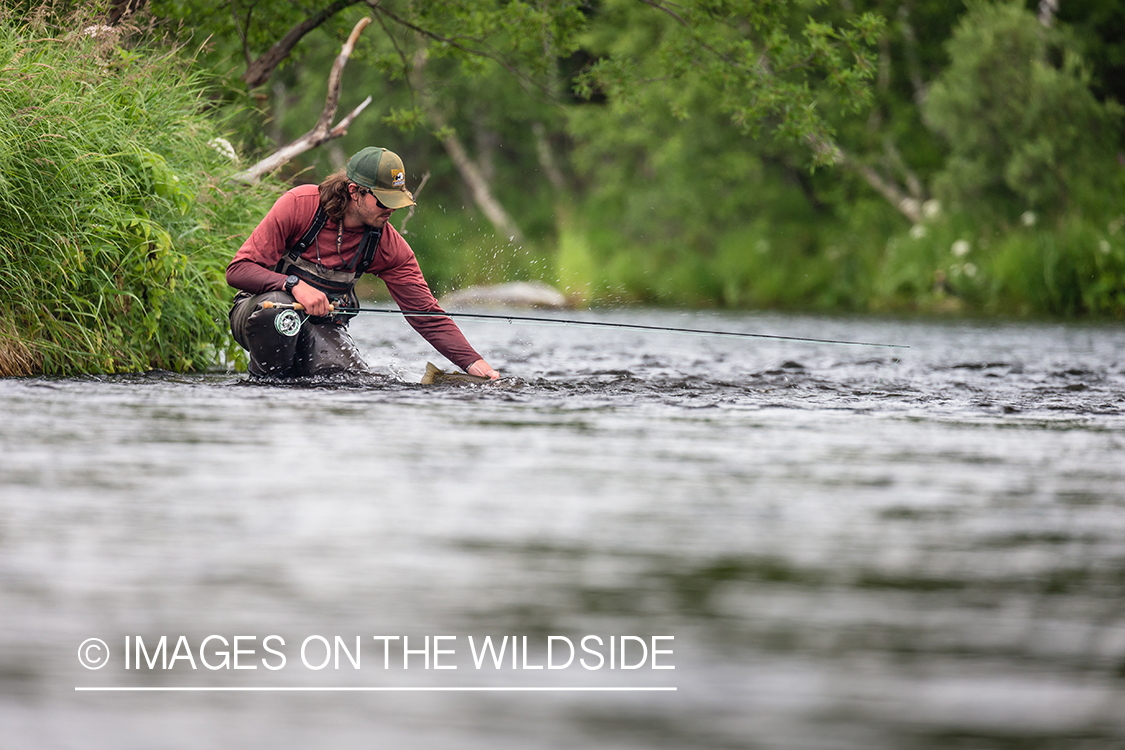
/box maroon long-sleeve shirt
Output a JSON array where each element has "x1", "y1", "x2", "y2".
[{"x1": 226, "y1": 185, "x2": 481, "y2": 370}]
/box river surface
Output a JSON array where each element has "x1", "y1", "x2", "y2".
[{"x1": 1, "y1": 309, "x2": 1124, "y2": 749}]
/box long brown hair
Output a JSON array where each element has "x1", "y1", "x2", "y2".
[{"x1": 318, "y1": 171, "x2": 351, "y2": 221}]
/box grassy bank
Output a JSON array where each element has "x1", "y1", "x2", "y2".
[
  {"x1": 0, "y1": 14, "x2": 279, "y2": 376},
  {"x1": 551, "y1": 210, "x2": 1125, "y2": 318}
]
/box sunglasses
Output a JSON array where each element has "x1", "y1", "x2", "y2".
[{"x1": 356, "y1": 187, "x2": 390, "y2": 210}]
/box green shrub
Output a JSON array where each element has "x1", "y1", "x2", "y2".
[
  {"x1": 0, "y1": 12, "x2": 280, "y2": 375},
  {"x1": 990, "y1": 216, "x2": 1125, "y2": 316},
  {"x1": 870, "y1": 208, "x2": 1125, "y2": 317}
]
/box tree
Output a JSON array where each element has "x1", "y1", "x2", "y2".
[{"x1": 924, "y1": 1, "x2": 1123, "y2": 220}]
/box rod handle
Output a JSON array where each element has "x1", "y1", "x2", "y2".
[{"x1": 260, "y1": 301, "x2": 336, "y2": 312}]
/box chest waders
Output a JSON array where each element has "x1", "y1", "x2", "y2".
[{"x1": 229, "y1": 207, "x2": 381, "y2": 377}]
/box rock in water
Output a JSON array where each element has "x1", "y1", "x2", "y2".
[{"x1": 439, "y1": 281, "x2": 571, "y2": 309}]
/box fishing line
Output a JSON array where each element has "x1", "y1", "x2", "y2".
[{"x1": 261, "y1": 302, "x2": 909, "y2": 349}]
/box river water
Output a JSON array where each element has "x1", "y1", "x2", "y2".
[{"x1": 1, "y1": 309, "x2": 1123, "y2": 749}]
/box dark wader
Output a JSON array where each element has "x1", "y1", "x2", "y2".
[
  {"x1": 229, "y1": 291, "x2": 368, "y2": 377},
  {"x1": 229, "y1": 207, "x2": 381, "y2": 378}
]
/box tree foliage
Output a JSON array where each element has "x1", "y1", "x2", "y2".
[
  {"x1": 925, "y1": 1, "x2": 1123, "y2": 219},
  {"x1": 576, "y1": 0, "x2": 884, "y2": 163}
]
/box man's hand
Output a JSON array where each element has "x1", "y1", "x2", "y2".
[
  {"x1": 291, "y1": 280, "x2": 332, "y2": 317},
  {"x1": 467, "y1": 359, "x2": 500, "y2": 380}
]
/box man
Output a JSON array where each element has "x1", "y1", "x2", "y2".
[{"x1": 227, "y1": 146, "x2": 500, "y2": 380}]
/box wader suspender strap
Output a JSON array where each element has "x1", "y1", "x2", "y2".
[
  {"x1": 273, "y1": 207, "x2": 384, "y2": 324},
  {"x1": 282, "y1": 207, "x2": 382, "y2": 278},
  {"x1": 353, "y1": 227, "x2": 381, "y2": 277},
  {"x1": 286, "y1": 206, "x2": 329, "y2": 262}
]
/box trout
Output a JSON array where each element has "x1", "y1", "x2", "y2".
[{"x1": 420, "y1": 362, "x2": 494, "y2": 385}]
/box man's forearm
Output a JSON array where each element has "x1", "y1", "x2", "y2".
[{"x1": 226, "y1": 258, "x2": 287, "y2": 294}]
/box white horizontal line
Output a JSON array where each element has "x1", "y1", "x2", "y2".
[{"x1": 75, "y1": 686, "x2": 677, "y2": 692}]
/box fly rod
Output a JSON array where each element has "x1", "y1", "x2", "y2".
[{"x1": 259, "y1": 302, "x2": 909, "y2": 349}]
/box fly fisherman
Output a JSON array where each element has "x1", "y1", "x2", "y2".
[{"x1": 226, "y1": 146, "x2": 500, "y2": 379}]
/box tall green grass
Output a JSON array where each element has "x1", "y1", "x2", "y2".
[
  {"x1": 0, "y1": 13, "x2": 280, "y2": 375},
  {"x1": 874, "y1": 209, "x2": 1125, "y2": 317}
]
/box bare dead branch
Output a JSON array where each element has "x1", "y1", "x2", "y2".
[
  {"x1": 398, "y1": 170, "x2": 430, "y2": 235},
  {"x1": 806, "y1": 132, "x2": 922, "y2": 224},
  {"x1": 440, "y1": 126, "x2": 526, "y2": 244},
  {"x1": 232, "y1": 18, "x2": 372, "y2": 184},
  {"x1": 409, "y1": 45, "x2": 525, "y2": 244},
  {"x1": 532, "y1": 122, "x2": 567, "y2": 193},
  {"x1": 882, "y1": 137, "x2": 924, "y2": 201}
]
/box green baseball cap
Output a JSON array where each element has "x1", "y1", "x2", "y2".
[{"x1": 345, "y1": 146, "x2": 416, "y2": 209}]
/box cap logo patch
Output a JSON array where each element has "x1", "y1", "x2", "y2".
[{"x1": 390, "y1": 169, "x2": 405, "y2": 188}]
